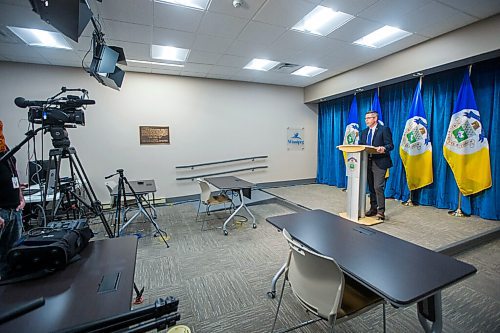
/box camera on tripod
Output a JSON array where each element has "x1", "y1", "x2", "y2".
[{"x1": 15, "y1": 87, "x2": 94, "y2": 148}]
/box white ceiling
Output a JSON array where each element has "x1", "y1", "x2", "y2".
[{"x1": 0, "y1": 0, "x2": 499, "y2": 87}]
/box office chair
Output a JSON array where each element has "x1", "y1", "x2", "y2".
[
  {"x1": 271, "y1": 229, "x2": 386, "y2": 333},
  {"x1": 196, "y1": 178, "x2": 232, "y2": 231}
]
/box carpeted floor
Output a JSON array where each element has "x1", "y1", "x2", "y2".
[{"x1": 93, "y1": 184, "x2": 499, "y2": 333}]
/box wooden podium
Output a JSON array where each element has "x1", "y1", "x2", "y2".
[{"x1": 337, "y1": 145, "x2": 381, "y2": 225}]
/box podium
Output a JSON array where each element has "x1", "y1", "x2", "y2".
[{"x1": 337, "y1": 145, "x2": 380, "y2": 224}]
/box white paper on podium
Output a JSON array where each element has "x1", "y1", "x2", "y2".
[{"x1": 346, "y1": 153, "x2": 360, "y2": 179}]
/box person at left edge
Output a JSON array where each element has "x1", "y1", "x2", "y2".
[{"x1": 0, "y1": 120, "x2": 25, "y2": 279}]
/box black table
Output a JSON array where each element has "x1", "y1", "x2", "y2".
[
  {"x1": 205, "y1": 176, "x2": 256, "y2": 235},
  {"x1": 0, "y1": 237, "x2": 138, "y2": 332},
  {"x1": 267, "y1": 209, "x2": 477, "y2": 333}
]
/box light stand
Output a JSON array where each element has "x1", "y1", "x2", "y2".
[{"x1": 105, "y1": 169, "x2": 169, "y2": 247}]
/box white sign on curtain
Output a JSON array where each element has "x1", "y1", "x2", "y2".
[{"x1": 287, "y1": 127, "x2": 305, "y2": 150}]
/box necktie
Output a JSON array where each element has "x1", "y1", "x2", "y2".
[{"x1": 367, "y1": 128, "x2": 373, "y2": 146}]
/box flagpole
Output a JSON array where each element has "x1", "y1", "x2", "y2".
[
  {"x1": 402, "y1": 190, "x2": 416, "y2": 206},
  {"x1": 448, "y1": 193, "x2": 468, "y2": 217}
]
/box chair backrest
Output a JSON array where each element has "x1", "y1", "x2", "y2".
[
  {"x1": 196, "y1": 178, "x2": 212, "y2": 203},
  {"x1": 282, "y1": 229, "x2": 344, "y2": 324},
  {"x1": 104, "y1": 180, "x2": 117, "y2": 195}
]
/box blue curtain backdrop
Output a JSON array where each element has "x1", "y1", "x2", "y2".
[{"x1": 317, "y1": 57, "x2": 500, "y2": 220}]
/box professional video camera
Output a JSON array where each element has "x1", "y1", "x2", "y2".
[{"x1": 14, "y1": 87, "x2": 94, "y2": 148}]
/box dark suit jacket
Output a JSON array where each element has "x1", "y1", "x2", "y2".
[{"x1": 359, "y1": 124, "x2": 394, "y2": 169}]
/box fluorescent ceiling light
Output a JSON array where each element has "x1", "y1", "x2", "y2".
[
  {"x1": 291, "y1": 6, "x2": 354, "y2": 36},
  {"x1": 353, "y1": 25, "x2": 412, "y2": 48},
  {"x1": 291, "y1": 66, "x2": 327, "y2": 77},
  {"x1": 154, "y1": 0, "x2": 209, "y2": 10},
  {"x1": 151, "y1": 45, "x2": 190, "y2": 62},
  {"x1": 243, "y1": 58, "x2": 280, "y2": 71},
  {"x1": 7, "y1": 26, "x2": 72, "y2": 49},
  {"x1": 127, "y1": 60, "x2": 184, "y2": 67}
]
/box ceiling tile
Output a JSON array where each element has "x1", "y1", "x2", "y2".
[
  {"x1": 182, "y1": 62, "x2": 212, "y2": 73},
  {"x1": 237, "y1": 21, "x2": 286, "y2": 44},
  {"x1": 180, "y1": 71, "x2": 207, "y2": 78},
  {"x1": 272, "y1": 30, "x2": 321, "y2": 53},
  {"x1": 152, "y1": 27, "x2": 195, "y2": 48},
  {"x1": 103, "y1": 20, "x2": 152, "y2": 44},
  {"x1": 438, "y1": 0, "x2": 500, "y2": 19},
  {"x1": 192, "y1": 33, "x2": 233, "y2": 52},
  {"x1": 217, "y1": 54, "x2": 249, "y2": 68},
  {"x1": 198, "y1": 12, "x2": 248, "y2": 39},
  {"x1": 100, "y1": 0, "x2": 153, "y2": 26},
  {"x1": 357, "y1": 0, "x2": 432, "y2": 27},
  {"x1": 208, "y1": 65, "x2": 238, "y2": 76},
  {"x1": 208, "y1": 0, "x2": 267, "y2": 19},
  {"x1": 327, "y1": 17, "x2": 383, "y2": 42},
  {"x1": 319, "y1": 0, "x2": 378, "y2": 15},
  {"x1": 187, "y1": 50, "x2": 222, "y2": 64},
  {"x1": 253, "y1": 0, "x2": 316, "y2": 28},
  {"x1": 151, "y1": 67, "x2": 181, "y2": 75},
  {"x1": 225, "y1": 40, "x2": 276, "y2": 59},
  {"x1": 153, "y1": 1, "x2": 204, "y2": 32}
]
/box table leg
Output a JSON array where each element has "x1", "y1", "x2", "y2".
[
  {"x1": 222, "y1": 189, "x2": 256, "y2": 235},
  {"x1": 417, "y1": 291, "x2": 442, "y2": 333},
  {"x1": 267, "y1": 262, "x2": 287, "y2": 298}
]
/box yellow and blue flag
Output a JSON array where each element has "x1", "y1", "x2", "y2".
[
  {"x1": 399, "y1": 81, "x2": 433, "y2": 190},
  {"x1": 343, "y1": 96, "x2": 359, "y2": 161},
  {"x1": 443, "y1": 71, "x2": 491, "y2": 196}
]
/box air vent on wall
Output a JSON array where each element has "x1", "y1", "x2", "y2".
[{"x1": 271, "y1": 62, "x2": 301, "y2": 74}]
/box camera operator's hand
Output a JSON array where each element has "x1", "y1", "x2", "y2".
[
  {"x1": 16, "y1": 192, "x2": 25, "y2": 211},
  {"x1": 0, "y1": 217, "x2": 4, "y2": 229}
]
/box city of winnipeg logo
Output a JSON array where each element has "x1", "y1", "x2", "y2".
[
  {"x1": 288, "y1": 132, "x2": 304, "y2": 145},
  {"x1": 401, "y1": 117, "x2": 429, "y2": 154},
  {"x1": 445, "y1": 109, "x2": 486, "y2": 152},
  {"x1": 346, "y1": 156, "x2": 358, "y2": 171}
]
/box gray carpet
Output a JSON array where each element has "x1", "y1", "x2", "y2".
[{"x1": 91, "y1": 184, "x2": 499, "y2": 332}]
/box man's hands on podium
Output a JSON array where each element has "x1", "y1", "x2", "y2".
[{"x1": 375, "y1": 146, "x2": 386, "y2": 153}]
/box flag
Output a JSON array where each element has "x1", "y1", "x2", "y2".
[
  {"x1": 372, "y1": 90, "x2": 384, "y2": 125},
  {"x1": 443, "y1": 71, "x2": 491, "y2": 196},
  {"x1": 342, "y1": 96, "x2": 359, "y2": 161},
  {"x1": 399, "y1": 81, "x2": 433, "y2": 190},
  {"x1": 372, "y1": 90, "x2": 389, "y2": 177}
]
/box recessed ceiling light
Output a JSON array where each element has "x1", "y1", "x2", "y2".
[
  {"x1": 127, "y1": 60, "x2": 184, "y2": 67},
  {"x1": 353, "y1": 25, "x2": 412, "y2": 48},
  {"x1": 243, "y1": 58, "x2": 280, "y2": 71},
  {"x1": 291, "y1": 66, "x2": 327, "y2": 77},
  {"x1": 7, "y1": 26, "x2": 72, "y2": 49},
  {"x1": 154, "y1": 0, "x2": 210, "y2": 10},
  {"x1": 291, "y1": 6, "x2": 354, "y2": 36},
  {"x1": 151, "y1": 45, "x2": 190, "y2": 62}
]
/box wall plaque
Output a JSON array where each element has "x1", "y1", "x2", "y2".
[{"x1": 139, "y1": 126, "x2": 170, "y2": 145}]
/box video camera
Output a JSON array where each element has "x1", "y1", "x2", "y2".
[
  {"x1": 14, "y1": 87, "x2": 94, "y2": 148},
  {"x1": 15, "y1": 88, "x2": 94, "y2": 126}
]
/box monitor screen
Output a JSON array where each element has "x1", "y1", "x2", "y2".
[{"x1": 28, "y1": 160, "x2": 56, "y2": 185}]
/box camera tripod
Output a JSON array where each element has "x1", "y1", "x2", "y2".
[
  {"x1": 43, "y1": 146, "x2": 114, "y2": 238},
  {"x1": 105, "y1": 169, "x2": 169, "y2": 247}
]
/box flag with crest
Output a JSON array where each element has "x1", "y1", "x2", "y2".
[
  {"x1": 400, "y1": 80, "x2": 433, "y2": 190},
  {"x1": 443, "y1": 71, "x2": 491, "y2": 195}
]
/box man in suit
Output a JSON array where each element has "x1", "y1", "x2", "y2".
[{"x1": 359, "y1": 111, "x2": 394, "y2": 220}]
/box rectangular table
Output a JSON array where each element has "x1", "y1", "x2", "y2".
[
  {"x1": 205, "y1": 176, "x2": 256, "y2": 235},
  {"x1": 267, "y1": 209, "x2": 477, "y2": 333},
  {"x1": 112, "y1": 179, "x2": 158, "y2": 233},
  {"x1": 0, "y1": 237, "x2": 138, "y2": 332}
]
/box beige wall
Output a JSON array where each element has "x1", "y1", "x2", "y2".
[
  {"x1": 305, "y1": 14, "x2": 500, "y2": 103},
  {"x1": 0, "y1": 62, "x2": 318, "y2": 202}
]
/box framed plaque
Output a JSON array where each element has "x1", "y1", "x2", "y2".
[{"x1": 139, "y1": 126, "x2": 170, "y2": 145}]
